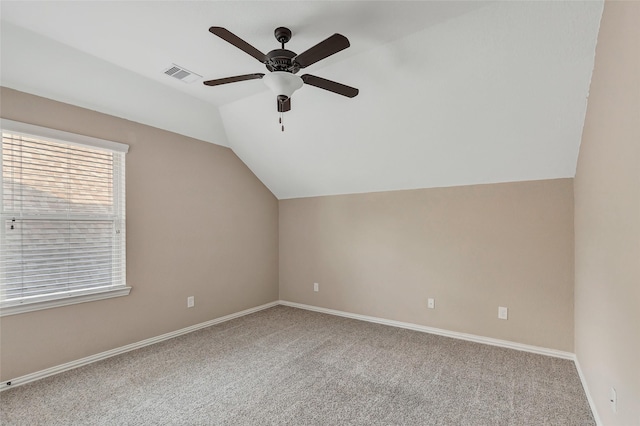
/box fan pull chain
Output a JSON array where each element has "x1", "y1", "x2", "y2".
[{"x1": 280, "y1": 113, "x2": 284, "y2": 132}]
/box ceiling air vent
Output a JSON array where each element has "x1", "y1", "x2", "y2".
[{"x1": 163, "y1": 64, "x2": 202, "y2": 83}]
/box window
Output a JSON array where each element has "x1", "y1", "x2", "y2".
[{"x1": 0, "y1": 120, "x2": 130, "y2": 316}]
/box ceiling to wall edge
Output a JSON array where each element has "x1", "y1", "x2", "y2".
[
  {"x1": 0, "y1": 82, "x2": 230, "y2": 148},
  {"x1": 571, "y1": 2, "x2": 606, "y2": 180},
  {"x1": 274, "y1": 176, "x2": 578, "y2": 201}
]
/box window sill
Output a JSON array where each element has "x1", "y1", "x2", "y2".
[{"x1": 0, "y1": 287, "x2": 132, "y2": 317}]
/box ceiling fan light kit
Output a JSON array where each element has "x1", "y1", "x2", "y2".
[
  {"x1": 204, "y1": 26, "x2": 359, "y2": 131},
  {"x1": 263, "y1": 72, "x2": 303, "y2": 99}
]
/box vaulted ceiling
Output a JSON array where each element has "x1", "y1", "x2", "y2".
[{"x1": 0, "y1": 1, "x2": 603, "y2": 199}]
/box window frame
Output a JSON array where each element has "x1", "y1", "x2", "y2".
[{"x1": 0, "y1": 119, "x2": 130, "y2": 316}]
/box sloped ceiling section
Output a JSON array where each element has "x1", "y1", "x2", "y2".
[
  {"x1": 221, "y1": 1, "x2": 603, "y2": 199},
  {"x1": 0, "y1": 1, "x2": 603, "y2": 199},
  {"x1": 0, "y1": 22, "x2": 229, "y2": 147}
]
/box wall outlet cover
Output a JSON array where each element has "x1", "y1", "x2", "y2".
[
  {"x1": 428, "y1": 298, "x2": 435, "y2": 309},
  {"x1": 498, "y1": 306, "x2": 508, "y2": 320}
]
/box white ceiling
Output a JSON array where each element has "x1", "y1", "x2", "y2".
[{"x1": 0, "y1": 1, "x2": 603, "y2": 199}]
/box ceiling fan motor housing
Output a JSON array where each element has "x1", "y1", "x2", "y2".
[{"x1": 265, "y1": 49, "x2": 300, "y2": 74}]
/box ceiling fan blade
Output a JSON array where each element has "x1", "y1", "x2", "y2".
[
  {"x1": 209, "y1": 27, "x2": 267, "y2": 63},
  {"x1": 203, "y1": 73, "x2": 265, "y2": 86},
  {"x1": 277, "y1": 95, "x2": 291, "y2": 112},
  {"x1": 293, "y1": 34, "x2": 350, "y2": 68},
  {"x1": 301, "y1": 74, "x2": 359, "y2": 98}
]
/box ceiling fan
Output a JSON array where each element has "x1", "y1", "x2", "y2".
[{"x1": 203, "y1": 27, "x2": 359, "y2": 117}]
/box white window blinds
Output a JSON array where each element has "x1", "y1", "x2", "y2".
[{"x1": 0, "y1": 121, "x2": 128, "y2": 311}]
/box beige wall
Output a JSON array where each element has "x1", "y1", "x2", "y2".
[
  {"x1": 574, "y1": 1, "x2": 640, "y2": 424},
  {"x1": 280, "y1": 179, "x2": 575, "y2": 351},
  {"x1": 0, "y1": 87, "x2": 279, "y2": 381}
]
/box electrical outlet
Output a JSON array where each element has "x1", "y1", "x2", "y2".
[
  {"x1": 313, "y1": 282, "x2": 319, "y2": 292},
  {"x1": 610, "y1": 387, "x2": 617, "y2": 413},
  {"x1": 187, "y1": 296, "x2": 194, "y2": 308},
  {"x1": 428, "y1": 298, "x2": 435, "y2": 309},
  {"x1": 498, "y1": 306, "x2": 508, "y2": 320}
]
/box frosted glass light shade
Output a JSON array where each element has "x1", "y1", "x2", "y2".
[{"x1": 263, "y1": 71, "x2": 303, "y2": 98}]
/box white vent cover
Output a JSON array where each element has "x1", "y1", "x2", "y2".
[{"x1": 163, "y1": 64, "x2": 202, "y2": 83}]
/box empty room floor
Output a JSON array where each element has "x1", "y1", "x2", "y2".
[{"x1": 0, "y1": 306, "x2": 594, "y2": 425}]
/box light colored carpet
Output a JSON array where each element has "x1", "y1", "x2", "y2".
[{"x1": 1, "y1": 305, "x2": 594, "y2": 425}]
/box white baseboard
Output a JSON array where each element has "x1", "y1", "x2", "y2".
[
  {"x1": 574, "y1": 356, "x2": 602, "y2": 426},
  {"x1": 279, "y1": 300, "x2": 576, "y2": 360},
  {"x1": 2, "y1": 299, "x2": 578, "y2": 393},
  {"x1": 1, "y1": 301, "x2": 279, "y2": 391}
]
